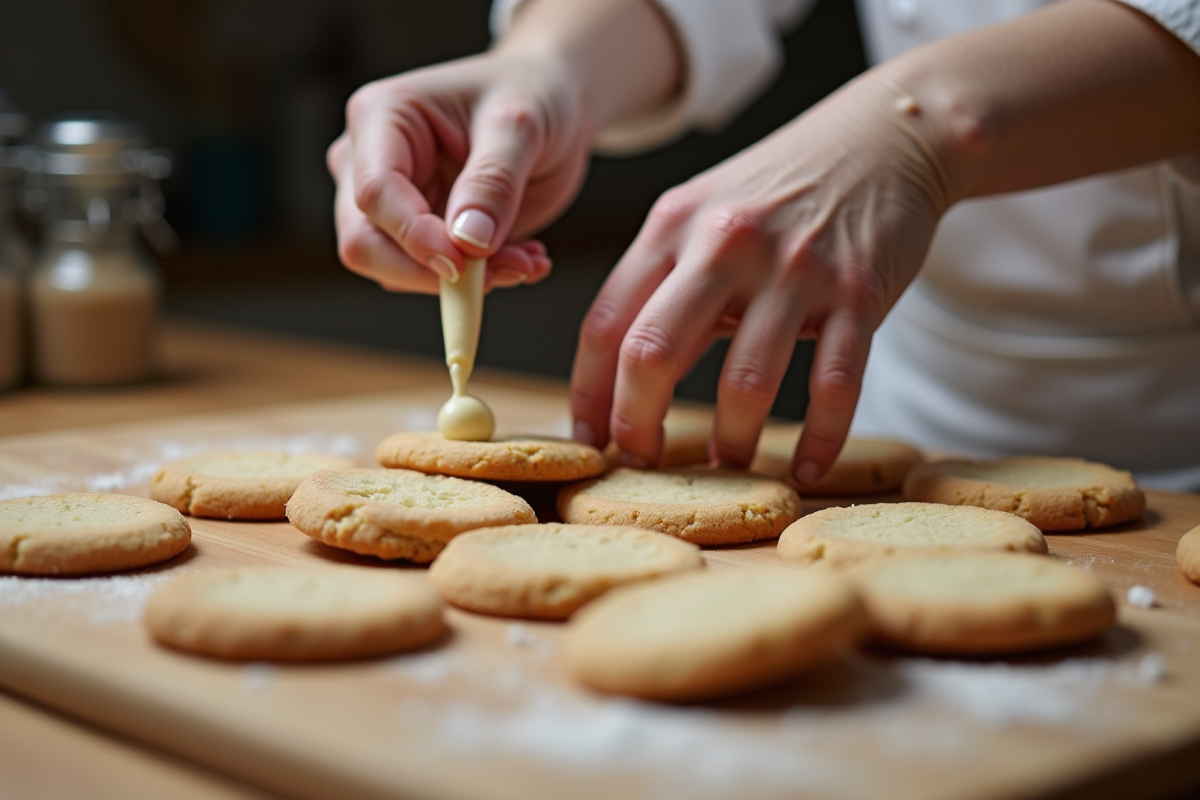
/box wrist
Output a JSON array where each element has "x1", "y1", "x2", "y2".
[
  {"x1": 868, "y1": 58, "x2": 992, "y2": 208},
  {"x1": 494, "y1": 0, "x2": 681, "y2": 133}
]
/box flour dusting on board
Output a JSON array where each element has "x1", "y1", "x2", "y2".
[
  {"x1": 384, "y1": 647, "x2": 1168, "y2": 795},
  {"x1": 0, "y1": 432, "x2": 363, "y2": 499},
  {"x1": 0, "y1": 570, "x2": 181, "y2": 624}
]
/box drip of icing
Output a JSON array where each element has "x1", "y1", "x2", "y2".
[{"x1": 437, "y1": 257, "x2": 495, "y2": 441}]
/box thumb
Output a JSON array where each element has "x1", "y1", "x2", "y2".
[{"x1": 444, "y1": 100, "x2": 542, "y2": 256}]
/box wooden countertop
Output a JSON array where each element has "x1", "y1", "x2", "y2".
[{"x1": 2, "y1": 321, "x2": 1199, "y2": 800}]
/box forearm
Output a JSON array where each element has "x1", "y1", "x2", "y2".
[
  {"x1": 496, "y1": 0, "x2": 682, "y2": 133},
  {"x1": 876, "y1": 0, "x2": 1200, "y2": 203}
]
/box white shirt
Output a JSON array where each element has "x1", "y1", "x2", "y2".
[{"x1": 493, "y1": 0, "x2": 1200, "y2": 490}]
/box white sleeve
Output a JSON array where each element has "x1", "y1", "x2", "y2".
[
  {"x1": 490, "y1": 0, "x2": 816, "y2": 155},
  {"x1": 1112, "y1": 1, "x2": 1200, "y2": 186},
  {"x1": 1114, "y1": 0, "x2": 1200, "y2": 54}
]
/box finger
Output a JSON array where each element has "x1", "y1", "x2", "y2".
[
  {"x1": 793, "y1": 308, "x2": 873, "y2": 485},
  {"x1": 609, "y1": 247, "x2": 742, "y2": 468},
  {"x1": 443, "y1": 96, "x2": 543, "y2": 256},
  {"x1": 570, "y1": 240, "x2": 685, "y2": 452},
  {"x1": 347, "y1": 88, "x2": 465, "y2": 280},
  {"x1": 485, "y1": 241, "x2": 552, "y2": 290},
  {"x1": 711, "y1": 290, "x2": 806, "y2": 469},
  {"x1": 335, "y1": 159, "x2": 439, "y2": 294}
]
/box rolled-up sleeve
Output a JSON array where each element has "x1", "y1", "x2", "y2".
[
  {"x1": 491, "y1": 0, "x2": 813, "y2": 154},
  {"x1": 1115, "y1": 0, "x2": 1200, "y2": 53},
  {"x1": 1113, "y1": 1, "x2": 1200, "y2": 185}
]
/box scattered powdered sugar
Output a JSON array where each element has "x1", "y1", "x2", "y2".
[
  {"x1": 240, "y1": 663, "x2": 277, "y2": 695},
  {"x1": 896, "y1": 655, "x2": 1165, "y2": 728},
  {"x1": 1127, "y1": 585, "x2": 1158, "y2": 608},
  {"x1": 381, "y1": 646, "x2": 1171, "y2": 794},
  {"x1": 0, "y1": 570, "x2": 181, "y2": 625},
  {"x1": 505, "y1": 623, "x2": 535, "y2": 648}
]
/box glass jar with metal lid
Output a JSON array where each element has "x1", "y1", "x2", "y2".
[
  {"x1": 0, "y1": 90, "x2": 28, "y2": 390},
  {"x1": 23, "y1": 114, "x2": 173, "y2": 386}
]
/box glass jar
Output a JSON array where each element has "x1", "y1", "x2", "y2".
[
  {"x1": 24, "y1": 115, "x2": 172, "y2": 386},
  {"x1": 0, "y1": 90, "x2": 27, "y2": 391}
]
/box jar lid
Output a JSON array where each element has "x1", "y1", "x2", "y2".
[
  {"x1": 0, "y1": 89, "x2": 28, "y2": 142},
  {"x1": 26, "y1": 113, "x2": 163, "y2": 177}
]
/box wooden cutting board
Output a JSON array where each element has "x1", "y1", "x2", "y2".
[{"x1": 1, "y1": 384, "x2": 1199, "y2": 800}]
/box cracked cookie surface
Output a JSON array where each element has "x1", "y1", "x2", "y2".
[
  {"x1": 151, "y1": 451, "x2": 359, "y2": 520},
  {"x1": 429, "y1": 523, "x2": 704, "y2": 620},
  {"x1": 0, "y1": 493, "x2": 191, "y2": 575},
  {"x1": 777, "y1": 502, "x2": 1048, "y2": 567},
  {"x1": 902, "y1": 456, "x2": 1145, "y2": 531},
  {"x1": 286, "y1": 468, "x2": 536, "y2": 562},
  {"x1": 376, "y1": 432, "x2": 606, "y2": 482},
  {"x1": 557, "y1": 467, "x2": 800, "y2": 545}
]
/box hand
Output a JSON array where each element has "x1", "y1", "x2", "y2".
[
  {"x1": 328, "y1": 50, "x2": 593, "y2": 293},
  {"x1": 570, "y1": 75, "x2": 954, "y2": 484}
]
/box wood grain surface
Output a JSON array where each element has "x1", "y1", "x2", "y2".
[{"x1": 1, "y1": 386, "x2": 1199, "y2": 800}]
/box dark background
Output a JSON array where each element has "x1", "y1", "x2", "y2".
[{"x1": 0, "y1": 0, "x2": 868, "y2": 416}]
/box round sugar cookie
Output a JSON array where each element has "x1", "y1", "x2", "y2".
[
  {"x1": 752, "y1": 425, "x2": 922, "y2": 496},
  {"x1": 145, "y1": 565, "x2": 446, "y2": 661},
  {"x1": 286, "y1": 468, "x2": 536, "y2": 563},
  {"x1": 566, "y1": 566, "x2": 866, "y2": 701},
  {"x1": 902, "y1": 456, "x2": 1145, "y2": 531},
  {"x1": 557, "y1": 467, "x2": 801, "y2": 546},
  {"x1": 428, "y1": 523, "x2": 705, "y2": 620},
  {"x1": 150, "y1": 451, "x2": 359, "y2": 520},
  {"x1": 777, "y1": 502, "x2": 1047, "y2": 568},
  {"x1": 1179, "y1": 525, "x2": 1200, "y2": 584},
  {"x1": 0, "y1": 493, "x2": 191, "y2": 576},
  {"x1": 850, "y1": 552, "x2": 1116, "y2": 655},
  {"x1": 377, "y1": 431, "x2": 606, "y2": 482},
  {"x1": 603, "y1": 405, "x2": 713, "y2": 469}
]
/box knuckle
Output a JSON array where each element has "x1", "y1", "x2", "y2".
[
  {"x1": 838, "y1": 265, "x2": 887, "y2": 319},
  {"x1": 620, "y1": 325, "x2": 677, "y2": 375},
  {"x1": 464, "y1": 161, "x2": 522, "y2": 202},
  {"x1": 812, "y1": 361, "x2": 861, "y2": 407},
  {"x1": 345, "y1": 82, "x2": 382, "y2": 123},
  {"x1": 579, "y1": 295, "x2": 626, "y2": 350},
  {"x1": 647, "y1": 188, "x2": 694, "y2": 232},
  {"x1": 721, "y1": 363, "x2": 775, "y2": 406},
  {"x1": 490, "y1": 101, "x2": 542, "y2": 143},
  {"x1": 353, "y1": 170, "x2": 387, "y2": 215}
]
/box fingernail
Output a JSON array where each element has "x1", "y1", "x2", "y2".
[
  {"x1": 452, "y1": 209, "x2": 495, "y2": 249},
  {"x1": 795, "y1": 460, "x2": 820, "y2": 486},
  {"x1": 574, "y1": 420, "x2": 595, "y2": 446},
  {"x1": 492, "y1": 267, "x2": 526, "y2": 286},
  {"x1": 428, "y1": 254, "x2": 459, "y2": 281},
  {"x1": 620, "y1": 452, "x2": 650, "y2": 470}
]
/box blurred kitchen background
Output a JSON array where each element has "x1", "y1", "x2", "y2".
[{"x1": 0, "y1": 0, "x2": 867, "y2": 416}]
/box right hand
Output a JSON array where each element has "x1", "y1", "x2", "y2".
[{"x1": 328, "y1": 50, "x2": 594, "y2": 293}]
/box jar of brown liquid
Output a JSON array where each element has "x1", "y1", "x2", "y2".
[
  {"x1": 25, "y1": 116, "x2": 172, "y2": 386},
  {"x1": 0, "y1": 91, "x2": 28, "y2": 391}
]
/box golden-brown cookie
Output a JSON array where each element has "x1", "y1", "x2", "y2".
[
  {"x1": 377, "y1": 431, "x2": 606, "y2": 482},
  {"x1": 902, "y1": 456, "x2": 1145, "y2": 531},
  {"x1": 565, "y1": 566, "x2": 866, "y2": 701},
  {"x1": 602, "y1": 405, "x2": 714, "y2": 469},
  {"x1": 0, "y1": 493, "x2": 191, "y2": 576},
  {"x1": 150, "y1": 451, "x2": 359, "y2": 520},
  {"x1": 286, "y1": 468, "x2": 536, "y2": 563},
  {"x1": 777, "y1": 502, "x2": 1048, "y2": 568},
  {"x1": 752, "y1": 424, "x2": 922, "y2": 496},
  {"x1": 1179, "y1": 525, "x2": 1200, "y2": 585},
  {"x1": 144, "y1": 565, "x2": 447, "y2": 661},
  {"x1": 850, "y1": 552, "x2": 1115, "y2": 655},
  {"x1": 557, "y1": 467, "x2": 801, "y2": 546},
  {"x1": 428, "y1": 523, "x2": 704, "y2": 620}
]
